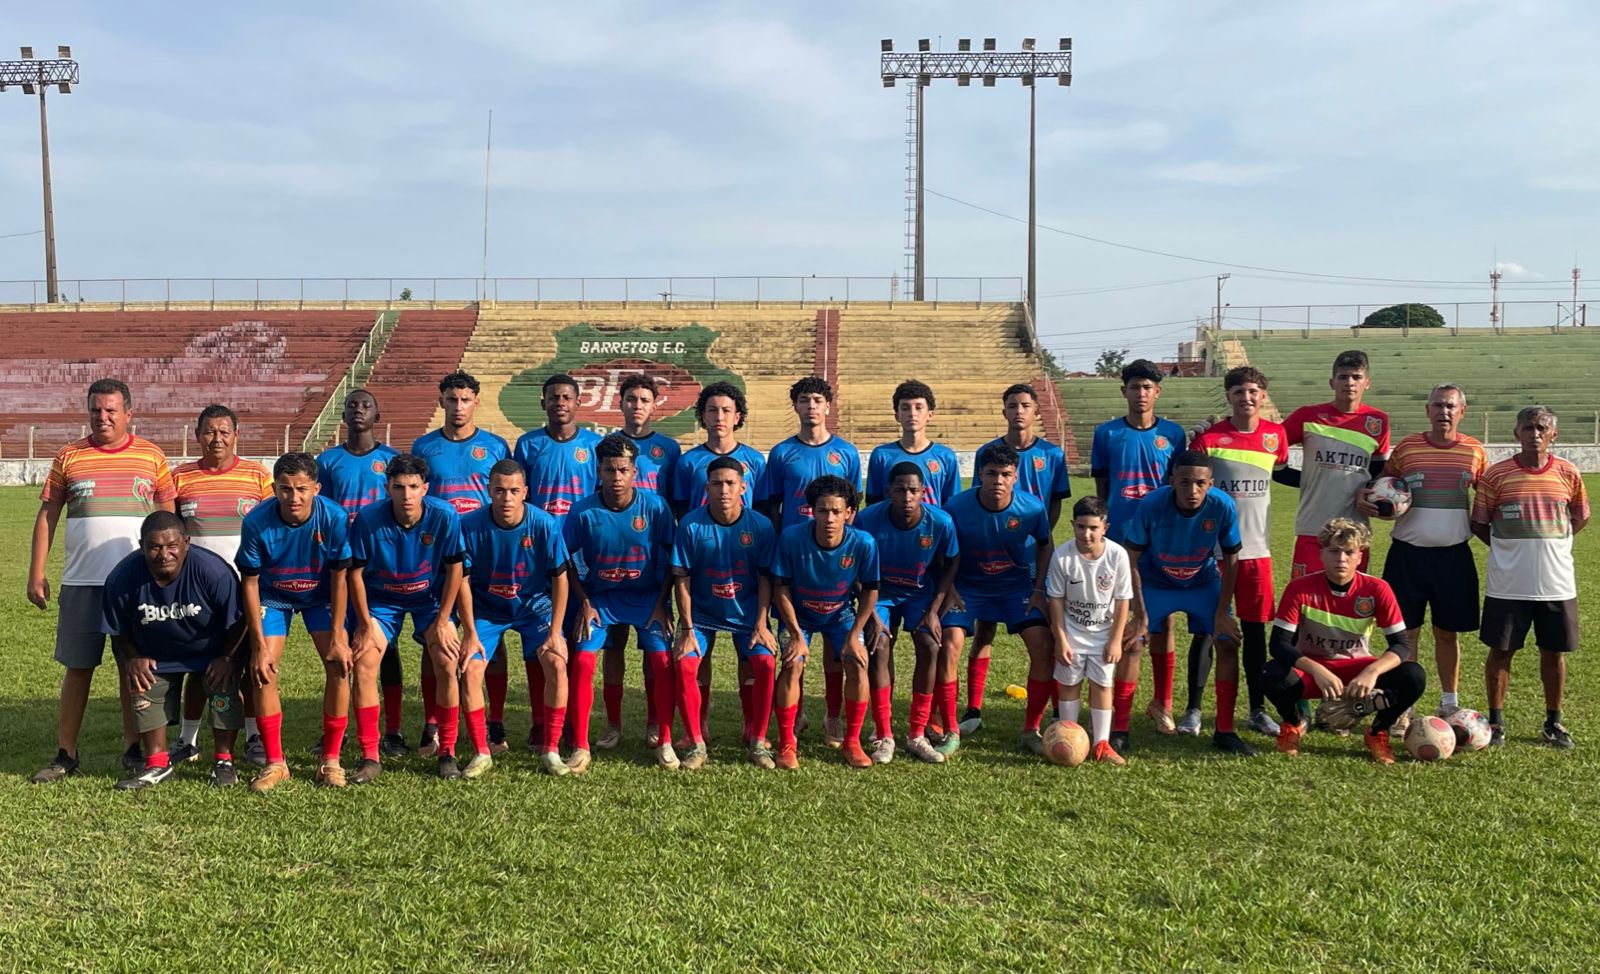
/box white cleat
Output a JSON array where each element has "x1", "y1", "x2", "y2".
[
  {"x1": 1176, "y1": 708, "x2": 1204, "y2": 736},
  {"x1": 905, "y1": 735, "x2": 945, "y2": 764},
  {"x1": 868, "y1": 736, "x2": 896, "y2": 765}
]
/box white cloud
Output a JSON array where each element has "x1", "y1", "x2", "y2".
[
  {"x1": 1148, "y1": 161, "x2": 1292, "y2": 186},
  {"x1": 1494, "y1": 261, "x2": 1539, "y2": 278},
  {"x1": 1038, "y1": 121, "x2": 1170, "y2": 164}
]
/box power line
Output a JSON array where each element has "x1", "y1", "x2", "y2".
[
  {"x1": 0, "y1": 229, "x2": 44, "y2": 240},
  {"x1": 1038, "y1": 274, "x2": 1214, "y2": 298}
]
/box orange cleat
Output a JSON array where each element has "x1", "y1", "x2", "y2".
[
  {"x1": 1276, "y1": 721, "x2": 1306, "y2": 757},
  {"x1": 841, "y1": 740, "x2": 872, "y2": 769},
  {"x1": 1364, "y1": 728, "x2": 1395, "y2": 765},
  {"x1": 1091, "y1": 740, "x2": 1126, "y2": 766},
  {"x1": 774, "y1": 744, "x2": 800, "y2": 770}
]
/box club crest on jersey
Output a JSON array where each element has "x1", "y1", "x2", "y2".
[
  {"x1": 1032, "y1": 456, "x2": 1046, "y2": 471},
  {"x1": 1005, "y1": 516, "x2": 1021, "y2": 531},
  {"x1": 919, "y1": 535, "x2": 934, "y2": 549},
  {"x1": 313, "y1": 531, "x2": 324, "y2": 545},
  {"x1": 1202, "y1": 518, "x2": 1216, "y2": 533},
  {"x1": 237, "y1": 498, "x2": 258, "y2": 517},
  {"x1": 650, "y1": 445, "x2": 665, "y2": 459},
  {"x1": 471, "y1": 446, "x2": 487, "y2": 461},
  {"x1": 1096, "y1": 570, "x2": 1115, "y2": 592},
  {"x1": 739, "y1": 531, "x2": 753, "y2": 547},
  {"x1": 1355, "y1": 596, "x2": 1375, "y2": 618},
  {"x1": 1154, "y1": 436, "x2": 1169, "y2": 450},
  {"x1": 574, "y1": 448, "x2": 589, "y2": 463},
  {"x1": 520, "y1": 535, "x2": 533, "y2": 549},
  {"x1": 1364, "y1": 416, "x2": 1382, "y2": 437},
  {"x1": 421, "y1": 532, "x2": 434, "y2": 546},
  {"x1": 132, "y1": 476, "x2": 155, "y2": 502},
  {"x1": 927, "y1": 460, "x2": 941, "y2": 474},
  {"x1": 1217, "y1": 435, "x2": 1233, "y2": 446},
  {"x1": 371, "y1": 460, "x2": 387, "y2": 474},
  {"x1": 840, "y1": 555, "x2": 855, "y2": 569},
  {"x1": 828, "y1": 451, "x2": 842, "y2": 466},
  {"x1": 1261, "y1": 433, "x2": 1280, "y2": 453},
  {"x1": 632, "y1": 514, "x2": 647, "y2": 532}
]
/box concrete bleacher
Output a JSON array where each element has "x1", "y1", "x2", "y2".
[
  {"x1": 1054, "y1": 377, "x2": 1230, "y2": 455},
  {"x1": 342, "y1": 308, "x2": 481, "y2": 450}
]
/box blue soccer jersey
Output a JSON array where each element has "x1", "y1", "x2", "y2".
[
  {"x1": 766, "y1": 435, "x2": 864, "y2": 532},
  {"x1": 513, "y1": 427, "x2": 603, "y2": 521},
  {"x1": 624, "y1": 430, "x2": 681, "y2": 501},
  {"x1": 236, "y1": 495, "x2": 352, "y2": 609},
  {"x1": 563, "y1": 490, "x2": 675, "y2": 604},
  {"x1": 411, "y1": 428, "x2": 510, "y2": 517},
  {"x1": 672, "y1": 443, "x2": 768, "y2": 512},
  {"x1": 102, "y1": 546, "x2": 242, "y2": 673},
  {"x1": 771, "y1": 523, "x2": 880, "y2": 632},
  {"x1": 316, "y1": 443, "x2": 399, "y2": 523},
  {"x1": 1090, "y1": 417, "x2": 1187, "y2": 541},
  {"x1": 670, "y1": 505, "x2": 776, "y2": 632},
  {"x1": 853, "y1": 500, "x2": 958, "y2": 605},
  {"x1": 981, "y1": 436, "x2": 1072, "y2": 506},
  {"x1": 866, "y1": 441, "x2": 962, "y2": 506},
  {"x1": 349, "y1": 496, "x2": 466, "y2": 610},
  {"x1": 945, "y1": 487, "x2": 1053, "y2": 598},
  {"x1": 459, "y1": 505, "x2": 570, "y2": 624},
  {"x1": 1124, "y1": 486, "x2": 1241, "y2": 589}
]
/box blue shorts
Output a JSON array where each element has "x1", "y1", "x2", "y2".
[
  {"x1": 687, "y1": 627, "x2": 764, "y2": 660},
  {"x1": 355, "y1": 603, "x2": 443, "y2": 646},
  {"x1": 941, "y1": 587, "x2": 1045, "y2": 634},
  {"x1": 1144, "y1": 579, "x2": 1226, "y2": 636},
  {"x1": 873, "y1": 593, "x2": 938, "y2": 637},
  {"x1": 470, "y1": 615, "x2": 553, "y2": 663},
  {"x1": 260, "y1": 604, "x2": 333, "y2": 638},
  {"x1": 574, "y1": 591, "x2": 671, "y2": 654},
  {"x1": 779, "y1": 622, "x2": 860, "y2": 663}
]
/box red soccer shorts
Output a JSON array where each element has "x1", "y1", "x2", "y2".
[
  {"x1": 1295, "y1": 655, "x2": 1379, "y2": 698},
  {"x1": 1234, "y1": 557, "x2": 1276, "y2": 623},
  {"x1": 1292, "y1": 534, "x2": 1369, "y2": 580}
]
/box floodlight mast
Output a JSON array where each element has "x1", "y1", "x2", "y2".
[
  {"x1": 880, "y1": 38, "x2": 1071, "y2": 321},
  {"x1": 1, "y1": 46, "x2": 78, "y2": 304}
]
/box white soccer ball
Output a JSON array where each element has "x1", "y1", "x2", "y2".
[
  {"x1": 1366, "y1": 476, "x2": 1413, "y2": 520},
  {"x1": 1446, "y1": 709, "x2": 1492, "y2": 751}
]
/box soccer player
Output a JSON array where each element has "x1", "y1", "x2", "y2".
[
  {"x1": 767, "y1": 376, "x2": 863, "y2": 746},
  {"x1": 770, "y1": 475, "x2": 880, "y2": 769},
  {"x1": 1279, "y1": 350, "x2": 1391, "y2": 579},
  {"x1": 412, "y1": 371, "x2": 512, "y2": 758},
  {"x1": 1116, "y1": 450, "x2": 1250, "y2": 756},
  {"x1": 30, "y1": 379, "x2": 177, "y2": 785},
  {"x1": 563, "y1": 435, "x2": 677, "y2": 772},
  {"x1": 865, "y1": 379, "x2": 961, "y2": 507},
  {"x1": 456, "y1": 459, "x2": 572, "y2": 778},
  {"x1": 855, "y1": 462, "x2": 958, "y2": 764},
  {"x1": 671, "y1": 380, "x2": 768, "y2": 517},
  {"x1": 961, "y1": 382, "x2": 1072, "y2": 734},
  {"x1": 670, "y1": 457, "x2": 780, "y2": 769},
  {"x1": 234, "y1": 452, "x2": 353, "y2": 791},
  {"x1": 1265, "y1": 518, "x2": 1425, "y2": 764},
  {"x1": 1045, "y1": 496, "x2": 1132, "y2": 765},
  {"x1": 514, "y1": 372, "x2": 603, "y2": 521},
  {"x1": 938, "y1": 443, "x2": 1055, "y2": 757},
  {"x1": 1191, "y1": 366, "x2": 1290, "y2": 739},
  {"x1": 1381, "y1": 383, "x2": 1487, "y2": 718},
  {"x1": 1473, "y1": 406, "x2": 1589, "y2": 748},
  {"x1": 169, "y1": 403, "x2": 273, "y2": 767},
  {"x1": 348, "y1": 454, "x2": 467, "y2": 780},
  {"x1": 1091, "y1": 359, "x2": 1185, "y2": 736},
  {"x1": 102, "y1": 512, "x2": 247, "y2": 789}
]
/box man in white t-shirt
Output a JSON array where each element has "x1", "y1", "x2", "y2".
[{"x1": 1045, "y1": 496, "x2": 1132, "y2": 765}]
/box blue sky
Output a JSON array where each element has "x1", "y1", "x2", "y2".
[{"x1": 3, "y1": 1, "x2": 1596, "y2": 367}]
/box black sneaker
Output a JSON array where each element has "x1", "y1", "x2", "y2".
[
  {"x1": 437, "y1": 755, "x2": 463, "y2": 780},
  {"x1": 348, "y1": 758, "x2": 383, "y2": 785},
  {"x1": 1212, "y1": 731, "x2": 1257, "y2": 757},
  {"x1": 1543, "y1": 722, "x2": 1575, "y2": 750},
  {"x1": 210, "y1": 759, "x2": 239, "y2": 789},
  {"x1": 115, "y1": 762, "x2": 176, "y2": 791},
  {"x1": 380, "y1": 732, "x2": 411, "y2": 758},
  {"x1": 168, "y1": 741, "x2": 201, "y2": 765},
  {"x1": 1108, "y1": 731, "x2": 1130, "y2": 756},
  {"x1": 243, "y1": 734, "x2": 268, "y2": 767},
  {"x1": 488, "y1": 721, "x2": 507, "y2": 746},
  {"x1": 121, "y1": 742, "x2": 144, "y2": 771},
  {"x1": 1489, "y1": 723, "x2": 1506, "y2": 747},
  {"x1": 29, "y1": 749, "x2": 80, "y2": 784}
]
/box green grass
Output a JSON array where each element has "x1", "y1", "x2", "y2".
[{"x1": 1, "y1": 482, "x2": 1597, "y2": 971}]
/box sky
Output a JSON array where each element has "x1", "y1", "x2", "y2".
[{"x1": 2, "y1": 1, "x2": 1597, "y2": 368}]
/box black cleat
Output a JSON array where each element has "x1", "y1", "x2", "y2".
[
  {"x1": 210, "y1": 759, "x2": 239, "y2": 789},
  {"x1": 1108, "y1": 731, "x2": 1130, "y2": 756},
  {"x1": 1543, "y1": 722, "x2": 1575, "y2": 750},
  {"x1": 379, "y1": 732, "x2": 411, "y2": 758},
  {"x1": 1212, "y1": 731, "x2": 1257, "y2": 757},
  {"x1": 348, "y1": 758, "x2": 383, "y2": 785},
  {"x1": 488, "y1": 720, "x2": 507, "y2": 746},
  {"x1": 115, "y1": 763, "x2": 176, "y2": 791},
  {"x1": 958, "y1": 706, "x2": 984, "y2": 735},
  {"x1": 29, "y1": 749, "x2": 80, "y2": 784},
  {"x1": 437, "y1": 755, "x2": 463, "y2": 780},
  {"x1": 527, "y1": 725, "x2": 544, "y2": 753},
  {"x1": 1489, "y1": 723, "x2": 1506, "y2": 747}
]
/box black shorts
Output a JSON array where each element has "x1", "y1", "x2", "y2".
[
  {"x1": 1381, "y1": 540, "x2": 1480, "y2": 632},
  {"x1": 1479, "y1": 597, "x2": 1580, "y2": 654}
]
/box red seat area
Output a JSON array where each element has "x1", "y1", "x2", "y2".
[{"x1": 352, "y1": 310, "x2": 481, "y2": 450}]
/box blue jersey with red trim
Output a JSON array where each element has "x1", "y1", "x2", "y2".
[
  {"x1": 623, "y1": 430, "x2": 681, "y2": 500},
  {"x1": 771, "y1": 523, "x2": 880, "y2": 631},
  {"x1": 513, "y1": 427, "x2": 603, "y2": 522},
  {"x1": 766, "y1": 435, "x2": 863, "y2": 532},
  {"x1": 350, "y1": 496, "x2": 465, "y2": 610},
  {"x1": 670, "y1": 506, "x2": 775, "y2": 633},
  {"x1": 672, "y1": 443, "x2": 767, "y2": 512},
  {"x1": 236, "y1": 495, "x2": 352, "y2": 609},
  {"x1": 945, "y1": 487, "x2": 1052, "y2": 598},
  {"x1": 980, "y1": 436, "x2": 1072, "y2": 505},
  {"x1": 459, "y1": 505, "x2": 569, "y2": 625},
  {"x1": 1090, "y1": 417, "x2": 1186, "y2": 541},
  {"x1": 563, "y1": 490, "x2": 675, "y2": 601},
  {"x1": 316, "y1": 444, "x2": 399, "y2": 523},
  {"x1": 866, "y1": 441, "x2": 961, "y2": 506},
  {"x1": 410, "y1": 428, "x2": 510, "y2": 517},
  {"x1": 853, "y1": 500, "x2": 958, "y2": 605},
  {"x1": 1124, "y1": 486, "x2": 1241, "y2": 589}
]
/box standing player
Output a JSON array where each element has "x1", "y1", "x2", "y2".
[
  {"x1": 234, "y1": 453, "x2": 354, "y2": 791},
  {"x1": 348, "y1": 455, "x2": 467, "y2": 780},
  {"x1": 1091, "y1": 359, "x2": 1186, "y2": 736},
  {"x1": 960, "y1": 382, "x2": 1072, "y2": 734},
  {"x1": 855, "y1": 463, "x2": 959, "y2": 764},
  {"x1": 515, "y1": 373, "x2": 603, "y2": 521},
  {"x1": 1266, "y1": 518, "x2": 1425, "y2": 764},
  {"x1": 1045, "y1": 497, "x2": 1132, "y2": 765},
  {"x1": 1191, "y1": 367, "x2": 1290, "y2": 739},
  {"x1": 1473, "y1": 406, "x2": 1588, "y2": 748},
  {"x1": 412, "y1": 371, "x2": 512, "y2": 758},
  {"x1": 1116, "y1": 451, "x2": 1249, "y2": 756},
  {"x1": 670, "y1": 457, "x2": 780, "y2": 769},
  {"x1": 456, "y1": 460, "x2": 572, "y2": 778},
  {"x1": 563, "y1": 435, "x2": 677, "y2": 772},
  {"x1": 30, "y1": 379, "x2": 177, "y2": 785},
  {"x1": 938, "y1": 444, "x2": 1056, "y2": 757},
  {"x1": 770, "y1": 475, "x2": 880, "y2": 769},
  {"x1": 671, "y1": 381, "x2": 768, "y2": 516},
  {"x1": 1382, "y1": 383, "x2": 1487, "y2": 718},
  {"x1": 865, "y1": 380, "x2": 961, "y2": 507}
]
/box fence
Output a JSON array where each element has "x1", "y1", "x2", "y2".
[
  {"x1": 298, "y1": 311, "x2": 398, "y2": 452},
  {"x1": 1218, "y1": 299, "x2": 1588, "y2": 338}
]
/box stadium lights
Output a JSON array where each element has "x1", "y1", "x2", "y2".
[{"x1": 2, "y1": 44, "x2": 79, "y2": 304}]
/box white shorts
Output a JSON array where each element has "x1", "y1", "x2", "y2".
[{"x1": 1054, "y1": 653, "x2": 1114, "y2": 689}]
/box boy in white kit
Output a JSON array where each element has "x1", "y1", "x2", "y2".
[{"x1": 1045, "y1": 496, "x2": 1133, "y2": 765}]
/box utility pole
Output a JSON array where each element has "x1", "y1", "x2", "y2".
[
  {"x1": 1574, "y1": 264, "x2": 1582, "y2": 327},
  {"x1": 1, "y1": 46, "x2": 77, "y2": 305},
  {"x1": 1489, "y1": 268, "x2": 1502, "y2": 332}
]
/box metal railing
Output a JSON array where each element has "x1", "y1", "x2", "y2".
[
  {"x1": 298, "y1": 311, "x2": 399, "y2": 452},
  {"x1": 1218, "y1": 299, "x2": 1589, "y2": 338}
]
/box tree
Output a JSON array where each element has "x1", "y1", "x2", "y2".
[
  {"x1": 1037, "y1": 346, "x2": 1067, "y2": 380},
  {"x1": 399, "y1": 287, "x2": 413, "y2": 301},
  {"x1": 1094, "y1": 347, "x2": 1130, "y2": 378},
  {"x1": 1362, "y1": 303, "x2": 1443, "y2": 329}
]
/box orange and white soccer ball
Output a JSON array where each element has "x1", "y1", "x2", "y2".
[
  {"x1": 1366, "y1": 476, "x2": 1413, "y2": 520},
  {"x1": 1042, "y1": 720, "x2": 1090, "y2": 767},
  {"x1": 1446, "y1": 709, "x2": 1492, "y2": 751},
  {"x1": 1404, "y1": 715, "x2": 1456, "y2": 761}
]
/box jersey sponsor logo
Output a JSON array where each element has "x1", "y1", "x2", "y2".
[
  {"x1": 979, "y1": 560, "x2": 1014, "y2": 575},
  {"x1": 132, "y1": 476, "x2": 155, "y2": 503},
  {"x1": 840, "y1": 554, "x2": 855, "y2": 569},
  {"x1": 798, "y1": 504, "x2": 813, "y2": 517},
  {"x1": 450, "y1": 498, "x2": 482, "y2": 514},
  {"x1": 1121, "y1": 484, "x2": 1153, "y2": 501},
  {"x1": 274, "y1": 578, "x2": 319, "y2": 593},
  {"x1": 1355, "y1": 596, "x2": 1375, "y2": 618},
  {"x1": 487, "y1": 583, "x2": 520, "y2": 599},
  {"x1": 238, "y1": 498, "x2": 258, "y2": 516},
  {"x1": 738, "y1": 531, "x2": 753, "y2": 547},
  {"x1": 137, "y1": 601, "x2": 203, "y2": 624},
  {"x1": 711, "y1": 581, "x2": 743, "y2": 599},
  {"x1": 632, "y1": 514, "x2": 647, "y2": 532},
  {"x1": 1005, "y1": 516, "x2": 1021, "y2": 531},
  {"x1": 371, "y1": 460, "x2": 387, "y2": 474},
  {"x1": 801, "y1": 599, "x2": 845, "y2": 615},
  {"x1": 1261, "y1": 433, "x2": 1280, "y2": 453},
  {"x1": 1365, "y1": 416, "x2": 1383, "y2": 437},
  {"x1": 574, "y1": 447, "x2": 589, "y2": 463},
  {"x1": 1154, "y1": 436, "x2": 1169, "y2": 450},
  {"x1": 1032, "y1": 456, "x2": 1046, "y2": 471},
  {"x1": 384, "y1": 579, "x2": 430, "y2": 596},
  {"x1": 919, "y1": 534, "x2": 934, "y2": 549},
  {"x1": 471, "y1": 446, "x2": 488, "y2": 461},
  {"x1": 1163, "y1": 565, "x2": 1202, "y2": 582},
  {"x1": 927, "y1": 460, "x2": 942, "y2": 474},
  {"x1": 828, "y1": 451, "x2": 842, "y2": 466},
  {"x1": 598, "y1": 567, "x2": 643, "y2": 582},
  {"x1": 1202, "y1": 518, "x2": 1216, "y2": 533},
  {"x1": 545, "y1": 498, "x2": 573, "y2": 516},
  {"x1": 421, "y1": 532, "x2": 435, "y2": 546}
]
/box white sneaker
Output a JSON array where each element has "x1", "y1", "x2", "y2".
[
  {"x1": 462, "y1": 753, "x2": 493, "y2": 779},
  {"x1": 1246, "y1": 708, "x2": 1280, "y2": 737},
  {"x1": 539, "y1": 752, "x2": 570, "y2": 777},
  {"x1": 655, "y1": 742, "x2": 680, "y2": 770},
  {"x1": 1176, "y1": 708, "x2": 1204, "y2": 736},
  {"x1": 905, "y1": 735, "x2": 945, "y2": 764},
  {"x1": 868, "y1": 736, "x2": 896, "y2": 765}
]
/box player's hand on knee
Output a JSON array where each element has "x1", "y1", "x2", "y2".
[
  {"x1": 920, "y1": 611, "x2": 942, "y2": 644},
  {"x1": 781, "y1": 634, "x2": 806, "y2": 665},
  {"x1": 460, "y1": 635, "x2": 483, "y2": 670},
  {"x1": 125, "y1": 657, "x2": 157, "y2": 695},
  {"x1": 1344, "y1": 669, "x2": 1378, "y2": 700},
  {"x1": 672, "y1": 628, "x2": 696, "y2": 662},
  {"x1": 843, "y1": 636, "x2": 868, "y2": 669},
  {"x1": 204, "y1": 657, "x2": 235, "y2": 694},
  {"x1": 1028, "y1": 590, "x2": 1048, "y2": 615},
  {"x1": 538, "y1": 633, "x2": 568, "y2": 666},
  {"x1": 576, "y1": 602, "x2": 599, "y2": 643},
  {"x1": 1310, "y1": 669, "x2": 1344, "y2": 699},
  {"x1": 754, "y1": 626, "x2": 779, "y2": 655}
]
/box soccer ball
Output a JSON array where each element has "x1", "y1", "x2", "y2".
[
  {"x1": 1446, "y1": 709, "x2": 1492, "y2": 751},
  {"x1": 1366, "y1": 476, "x2": 1413, "y2": 520},
  {"x1": 1404, "y1": 715, "x2": 1456, "y2": 761},
  {"x1": 1042, "y1": 720, "x2": 1090, "y2": 767}
]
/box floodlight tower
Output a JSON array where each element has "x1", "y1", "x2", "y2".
[
  {"x1": 880, "y1": 37, "x2": 1072, "y2": 322},
  {"x1": 1, "y1": 45, "x2": 77, "y2": 305}
]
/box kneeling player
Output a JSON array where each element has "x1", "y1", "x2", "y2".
[
  {"x1": 771, "y1": 475, "x2": 880, "y2": 769},
  {"x1": 1045, "y1": 497, "x2": 1131, "y2": 765},
  {"x1": 1265, "y1": 518, "x2": 1425, "y2": 764}
]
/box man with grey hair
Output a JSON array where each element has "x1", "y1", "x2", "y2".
[
  {"x1": 1379, "y1": 383, "x2": 1488, "y2": 717},
  {"x1": 1472, "y1": 406, "x2": 1589, "y2": 748}
]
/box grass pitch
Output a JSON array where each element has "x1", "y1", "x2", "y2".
[{"x1": 0, "y1": 482, "x2": 1596, "y2": 972}]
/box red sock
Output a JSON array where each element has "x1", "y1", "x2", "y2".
[
  {"x1": 420, "y1": 658, "x2": 438, "y2": 727},
  {"x1": 568, "y1": 652, "x2": 597, "y2": 750},
  {"x1": 525, "y1": 660, "x2": 545, "y2": 729},
  {"x1": 748, "y1": 655, "x2": 776, "y2": 743},
  {"x1": 870, "y1": 685, "x2": 893, "y2": 740},
  {"x1": 145, "y1": 750, "x2": 171, "y2": 770},
  {"x1": 1024, "y1": 678, "x2": 1054, "y2": 732},
  {"x1": 543, "y1": 706, "x2": 565, "y2": 755},
  {"x1": 214, "y1": 750, "x2": 232, "y2": 762},
  {"x1": 824, "y1": 668, "x2": 843, "y2": 720},
  {"x1": 777, "y1": 703, "x2": 800, "y2": 748},
  {"x1": 844, "y1": 699, "x2": 869, "y2": 745},
  {"x1": 355, "y1": 705, "x2": 381, "y2": 761},
  {"x1": 1215, "y1": 679, "x2": 1238, "y2": 734},
  {"x1": 487, "y1": 668, "x2": 508, "y2": 723},
  {"x1": 259, "y1": 712, "x2": 284, "y2": 764},
  {"x1": 382, "y1": 684, "x2": 403, "y2": 735},
  {"x1": 909, "y1": 691, "x2": 933, "y2": 739},
  {"x1": 322, "y1": 714, "x2": 348, "y2": 758},
  {"x1": 603, "y1": 681, "x2": 624, "y2": 730},
  {"x1": 647, "y1": 652, "x2": 676, "y2": 743},
  {"x1": 966, "y1": 654, "x2": 991, "y2": 710},
  {"x1": 1112, "y1": 680, "x2": 1137, "y2": 733},
  {"x1": 938, "y1": 680, "x2": 960, "y2": 733},
  {"x1": 466, "y1": 707, "x2": 489, "y2": 754},
  {"x1": 437, "y1": 704, "x2": 460, "y2": 757},
  {"x1": 676, "y1": 655, "x2": 704, "y2": 744},
  {"x1": 1152, "y1": 649, "x2": 1176, "y2": 710}
]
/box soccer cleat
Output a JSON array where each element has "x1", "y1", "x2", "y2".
[
  {"x1": 774, "y1": 744, "x2": 800, "y2": 770},
  {"x1": 542, "y1": 751, "x2": 572, "y2": 777},
  {"x1": 1019, "y1": 729, "x2": 1045, "y2": 755},
  {"x1": 1489, "y1": 723, "x2": 1506, "y2": 747},
  {"x1": 437, "y1": 755, "x2": 463, "y2": 780},
  {"x1": 680, "y1": 743, "x2": 709, "y2": 771},
  {"x1": 565, "y1": 748, "x2": 593, "y2": 775},
  {"x1": 1246, "y1": 708, "x2": 1281, "y2": 737},
  {"x1": 168, "y1": 741, "x2": 201, "y2": 765},
  {"x1": 1389, "y1": 708, "x2": 1412, "y2": 740},
  {"x1": 307, "y1": 740, "x2": 324, "y2": 758},
  {"x1": 934, "y1": 731, "x2": 961, "y2": 758},
  {"x1": 121, "y1": 742, "x2": 144, "y2": 772},
  {"x1": 462, "y1": 753, "x2": 494, "y2": 779},
  {"x1": 251, "y1": 762, "x2": 292, "y2": 792},
  {"x1": 1212, "y1": 732, "x2": 1257, "y2": 757},
  {"x1": 823, "y1": 716, "x2": 844, "y2": 749},
  {"x1": 210, "y1": 759, "x2": 239, "y2": 789},
  {"x1": 1108, "y1": 731, "x2": 1130, "y2": 756},
  {"x1": 315, "y1": 761, "x2": 347, "y2": 789},
  {"x1": 417, "y1": 723, "x2": 440, "y2": 759},
  {"x1": 595, "y1": 726, "x2": 622, "y2": 751},
  {"x1": 1145, "y1": 701, "x2": 1176, "y2": 735},
  {"x1": 527, "y1": 726, "x2": 544, "y2": 753},
  {"x1": 347, "y1": 759, "x2": 383, "y2": 786},
  {"x1": 1363, "y1": 728, "x2": 1396, "y2": 765},
  {"x1": 1091, "y1": 740, "x2": 1127, "y2": 765},
  {"x1": 653, "y1": 743, "x2": 680, "y2": 771},
  {"x1": 379, "y1": 732, "x2": 411, "y2": 759},
  {"x1": 488, "y1": 721, "x2": 509, "y2": 756},
  {"x1": 1176, "y1": 708, "x2": 1204, "y2": 737},
  {"x1": 905, "y1": 736, "x2": 945, "y2": 764},
  {"x1": 841, "y1": 740, "x2": 872, "y2": 768},
  {"x1": 1276, "y1": 721, "x2": 1306, "y2": 757},
  {"x1": 1543, "y1": 722, "x2": 1575, "y2": 750},
  {"x1": 643, "y1": 727, "x2": 661, "y2": 749},
  {"x1": 115, "y1": 763, "x2": 176, "y2": 791},
  {"x1": 747, "y1": 742, "x2": 776, "y2": 770},
  {"x1": 868, "y1": 736, "x2": 896, "y2": 765},
  {"x1": 958, "y1": 707, "x2": 984, "y2": 735},
  {"x1": 29, "y1": 750, "x2": 80, "y2": 785},
  {"x1": 243, "y1": 734, "x2": 267, "y2": 767},
  {"x1": 1436, "y1": 701, "x2": 1462, "y2": 719},
  {"x1": 927, "y1": 720, "x2": 946, "y2": 742}
]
